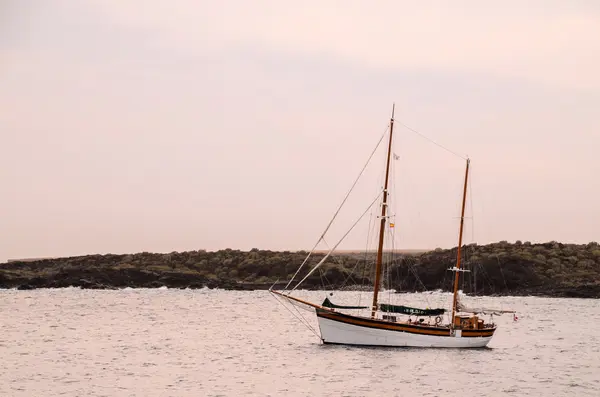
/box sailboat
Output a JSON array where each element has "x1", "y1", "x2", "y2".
[{"x1": 270, "y1": 106, "x2": 513, "y2": 348}]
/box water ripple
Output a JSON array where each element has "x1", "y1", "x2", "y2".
[{"x1": 0, "y1": 289, "x2": 598, "y2": 396}]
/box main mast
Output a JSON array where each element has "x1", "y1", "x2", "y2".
[
  {"x1": 450, "y1": 158, "x2": 470, "y2": 324},
  {"x1": 371, "y1": 105, "x2": 395, "y2": 318}
]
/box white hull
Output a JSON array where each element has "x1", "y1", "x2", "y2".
[{"x1": 317, "y1": 315, "x2": 493, "y2": 348}]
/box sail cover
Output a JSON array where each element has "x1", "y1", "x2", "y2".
[
  {"x1": 379, "y1": 303, "x2": 445, "y2": 316},
  {"x1": 322, "y1": 297, "x2": 368, "y2": 310}
]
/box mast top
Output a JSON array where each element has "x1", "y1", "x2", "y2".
[{"x1": 391, "y1": 103, "x2": 395, "y2": 119}]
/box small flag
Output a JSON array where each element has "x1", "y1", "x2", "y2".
[
  {"x1": 513, "y1": 313, "x2": 518, "y2": 322},
  {"x1": 389, "y1": 223, "x2": 395, "y2": 228}
]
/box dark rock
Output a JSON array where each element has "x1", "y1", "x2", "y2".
[{"x1": 1, "y1": 242, "x2": 599, "y2": 297}]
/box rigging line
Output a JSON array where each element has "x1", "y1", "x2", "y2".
[
  {"x1": 271, "y1": 290, "x2": 318, "y2": 331},
  {"x1": 495, "y1": 255, "x2": 510, "y2": 293},
  {"x1": 290, "y1": 303, "x2": 320, "y2": 337},
  {"x1": 358, "y1": 202, "x2": 377, "y2": 307},
  {"x1": 318, "y1": 267, "x2": 326, "y2": 290},
  {"x1": 319, "y1": 267, "x2": 334, "y2": 291},
  {"x1": 321, "y1": 239, "x2": 361, "y2": 292},
  {"x1": 389, "y1": 136, "x2": 398, "y2": 304},
  {"x1": 291, "y1": 190, "x2": 384, "y2": 292},
  {"x1": 400, "y1": 253, "x2": 434, "y2": 308},
  {"x1": 396, "y1": 120, "x2": 467, "y2": 160},
  {"x1": 468, "y1": 164, "x2": 475, "y2": 242},
  {"x1": 283, "y1": 126, "x2": 389, "y2": 291},
  {"x1": 322, "y1": 238, "x2": 347, "y2": 271},
  {"x1": 270, "y1": 293, "x2": 321, "y2": 340},
  {"x1": 339, "y1": 236, "x2": 374, "y2": 292},
  {"x1": 387, "y1": 227, "x2": 394, "y2": 304},
  {"x1": 338, "y1": 251, "x2": 364, "y2": 291},
  {"x1": 271, "y1": 292, "x2": 312, "y2": 330},
  {"x1": 291, "y1": 306, "x2": 320, "y2": 339},
  {"x1": 407, "y1": 256, "x2": 429, "y2": 295}
]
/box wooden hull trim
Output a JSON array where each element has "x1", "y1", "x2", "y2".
[
  {"x1": 317, "y1": 310, "x2": 496, "y2": 338},
  {"x1": 317, "y1": 313, "x2": 494, "y2": 348}
]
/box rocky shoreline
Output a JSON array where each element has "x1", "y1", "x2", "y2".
[
  {"x1": 7, "y1": 277, "x2": 600, "y2": 299},
  {"x1": 2, "y1": 241, "x2": 599, "y2": 298}
]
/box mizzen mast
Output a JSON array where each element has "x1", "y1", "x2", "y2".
[
  {"x1": 371, "y1": 104, "x2": 395, "y2": 318},
  {"x1": 450, "y1": 158, "x2": 470, "y2": 324}
]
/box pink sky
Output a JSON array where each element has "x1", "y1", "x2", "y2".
[{"x1": 1, "y1": 1, "x2": 599, "y2": 261}]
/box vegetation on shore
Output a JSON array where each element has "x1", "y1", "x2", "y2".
[{"x1": 1, "y1": 240, "x2": 599, "y2": 298}]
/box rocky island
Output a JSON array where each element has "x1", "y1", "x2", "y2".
[{"x1": 1, "y1": 241, "x2": 599, "y2": 298}]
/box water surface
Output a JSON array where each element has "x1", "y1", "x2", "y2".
[{"x1": 1, "y1": 288, "x2": 598, "y2": 396}]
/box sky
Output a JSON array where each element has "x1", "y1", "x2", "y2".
[{"x1": 1, "y1": 1, "x2": 599, "y2": 261}]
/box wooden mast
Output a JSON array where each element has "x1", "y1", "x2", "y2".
[
  {"x1": 451, "y1": 158, "x2": 470, "y2": 325},
  {"x1": 371, "y1": 104, "x2": 395, "y2": 318}
]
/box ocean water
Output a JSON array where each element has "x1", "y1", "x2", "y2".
[{"x1": 1, "y1": 288, "x2": 598, "y2": 396}]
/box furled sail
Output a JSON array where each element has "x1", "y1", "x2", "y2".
[
  {"x1": 456, "y1": 300, "x2": 515, "y2": 315},
  {"x1": 322, "y1": 297, "x2": 368, "y2": 310},
  {"x1": 379, "y1": 303, "x2": 445, "y2": 316}
]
